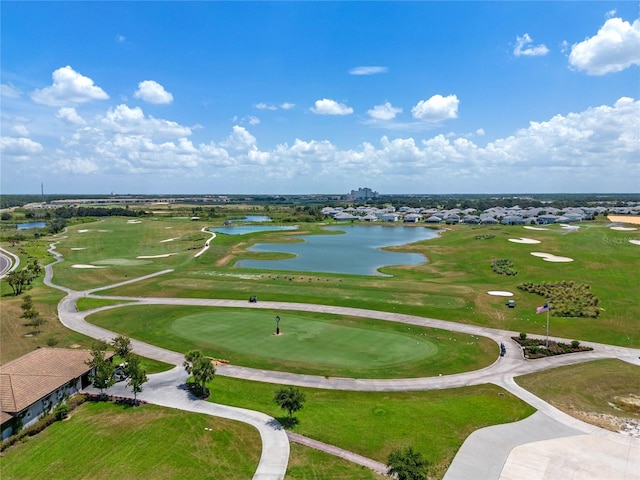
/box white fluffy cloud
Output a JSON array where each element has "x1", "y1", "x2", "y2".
[
  {"x1": 513, "y1": 33, "x2": 549, "y2": 57},
  {"x1": 367, "y1": 102, "x2": 402, "y2": 121},
  {"x1": 349, "y1": 66, "x2": 389, "y2": 75},
  {"x1": 255, "y1": 102, "x2": 295, "y2": 111},
  {"x1": 310, "y1": 99, "x2": 353, "y2": 115},
  {"x1": 411, "y1": 94, "x2": 459, "y2": 122},
  {"x1": 134, "y1": 80, "x2": 174, "y2": 104},
  {"x1": 0, "y1": 136, "x2": 43, "y2": 158},
  {"x1": 31, "y1": 66, "x2": 109, "y2": 106},
  {"x1": 99, "y1": 104, "x2": 191, "y2": 138},
  {"x1": 4, "y1": 96, "x2": 637, "y2": 192},
  {"x1": 56, "y1": 107, "x2": 86, "y2": 125},
  {"x1": 1, "y1": 84, "x2": 21, "y2": 98},
  {"x1": 569, "y1": 17, "x2": 640, "y2": 75}
]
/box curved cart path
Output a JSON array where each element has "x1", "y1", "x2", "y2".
[{"x1": 44, "y1": 242, "x2": 640, "y2": 480}]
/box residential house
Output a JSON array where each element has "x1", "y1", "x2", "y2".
[{"x1": 1, "y1": 348, "x2": 114, "y2": 440}]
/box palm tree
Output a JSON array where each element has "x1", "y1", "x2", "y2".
[{"x1": 192, "y1": 356, "x2": 215, "y2": 397}]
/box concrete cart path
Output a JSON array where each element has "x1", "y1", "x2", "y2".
[{"x1": 287, "y1": 432, "x2": 388, "y2": 476}]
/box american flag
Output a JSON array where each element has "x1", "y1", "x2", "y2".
[{"x1": 536, "y1": 303, "x2": 549, "y2": 314}]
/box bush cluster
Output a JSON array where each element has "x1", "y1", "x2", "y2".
[
  {"x1": 511, "y1": 336, "x2": 593, "y2": 359},
  {"x1": 491, "y1": 258, "x2": 517, "y2": 276},
  {"x1": 474, "y1": 234, "x2": 495, "y2": 240},
  {"x1": 517, "y1": 281, "x2": 600, "y2": 318}
]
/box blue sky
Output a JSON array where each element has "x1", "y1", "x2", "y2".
[{"x1": 1, "y1": 1, "x2": 639, "y2": 195}]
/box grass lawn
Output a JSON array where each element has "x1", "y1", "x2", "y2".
[
  {"x1": 208, "y1": 376, "x2": 535, "y2": 479},
  {"x1": 87, "y1": 305, "x2": 497, "y2": 378},
  {"x1": 515, "y1": 359, "x2": 640, "y2": 431},
  {"x1": 83, "y1": 218, "x2": 638, "y2": 347},
  {"x1": 0, "y1": 401, "x2": 261, "y2": 480}
]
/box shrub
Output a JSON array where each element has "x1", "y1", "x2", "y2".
[
  {"x1": 54, "y1": 403, "x2": 70, "y2": 421},
  {"x1": 491, "y1": 258, "x2": 517, "y2": 276},
  {"x1": 571, "y1": 340, "x2": 580, "y2": 348},
  {"x1": 519, "y1": 332, "x2": 527, "y2": 340},
  {"x1": 516, "y1": 281, "x2": 600, "y2": 318}
]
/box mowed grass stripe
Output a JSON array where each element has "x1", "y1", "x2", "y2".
[{"x1": 171, "y1": 311, "x2": 437, "y2": 368}]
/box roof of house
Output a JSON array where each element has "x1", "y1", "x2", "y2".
[{"x1": 0, "y1": 348, "x2": 114, "y2": 417}]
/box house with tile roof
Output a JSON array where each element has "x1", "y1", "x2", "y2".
[{"x1": 1, "y1": 348, "x2": 114, "y2": 439}]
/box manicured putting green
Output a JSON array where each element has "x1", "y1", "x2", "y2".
[{"x1": 172, "y1": 310, "x2": 438, "y2": 369}]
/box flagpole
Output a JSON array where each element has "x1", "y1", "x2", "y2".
[{"x1": 545, "y1": 301, "x2": 550, "y2": 348}]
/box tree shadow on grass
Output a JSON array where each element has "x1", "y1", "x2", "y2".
[{"x1": 275, "y1": 416, "x2": 301, "y2": 429}]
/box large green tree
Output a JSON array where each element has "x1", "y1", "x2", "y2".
[
  {"x1": 111, "y1": 334, "x2": 132, "y2": 361},
  {"x1": 85, "y1": 344, "x2": 115, "y2": 396},
  {"x1": 386, "y1": 446, "x2": 430, "y2": 480},
  {"x1": 274, "y1": 386, "x2": 306, "y2": 424},
  {"x1": 192, "y1": 356, "x2": 215, "y2": 397},
  {"x1": 125, "y1": 354, "x2": 148, "y2": 404}
]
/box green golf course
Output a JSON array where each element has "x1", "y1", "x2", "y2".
[{"x1": 88, "y1": 305, "x2": 496, "y2": 378}]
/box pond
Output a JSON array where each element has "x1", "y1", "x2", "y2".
[
  {"x1": 16, "y1": 221, "x2": 46, "y2": 230},
  {"x1": 237, "y1": 225, "x2": 439, "y2": 276},
  {"x1": 212, "y1": 225, "x2": 299, "y2": 235}
]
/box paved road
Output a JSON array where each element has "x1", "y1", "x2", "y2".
[
  {"x1": 0, "y1": 246, "x2": 19, "y2": 278},
  {"x1": 42, "y1": 241, "x2": 640, "y2": 480}
]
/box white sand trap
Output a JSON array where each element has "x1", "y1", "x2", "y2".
[
  {"x1": 137, "y1": 253, "x2": 177, "y2": 258},
  {"x1": 524, "y1": 226, "x2": 549, "y2": 231},
  {"x1": 127, "y1": 220, "x2": 142, "y2": 224},
  {"x1": 70, "y1": 247, "x2": 86, "y2": 251},
  {"x1": 508, "y1": 238, "x2": 541, "y2": 244},
  {"x1": 78, "y1": 229, "x2": 90, "y2": 233},
  {"x1": 611, "y1": 226, "x2": 638, "y2": 231},
  {"x1": 561, "y1": 224, "x2": 580, "y2": 230},
  {"x1": 629, "y1": 240, "x2": 640, "y2": 246},
  {"x1": 71, "y1": 264, "x2": 106, "y2": 269},
  {"x1": 160, "y1": 238, "x2": 178, "y2": 243},
  {"x1": 530, "y1": 252, "x2": 574, "y2": 262},
  {"x1": 487, "y1": 291, "x2": 514, "y2": 297}
]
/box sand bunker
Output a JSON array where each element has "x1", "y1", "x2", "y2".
[
  {"x1": 560, "y1": 224, "x2": 580, "y2": 230},
  {"x1": 611, "y1": 226, "x2": 638, "y2": 231},
  {"x1": 127, "y1": 220, "x2": 142, "y2": 224},
  {"x1": 70, "y1": 247, "x2": 86, "y2": 251},
  {"x1": 78, "y1": 229, "x2": 90, "y2": 233},
  {"x1": 630, "y1": 240, "x2": 640, "y2": 246},
  {"x1": 508, "y1": 238, "x2": 541, "y2": 244},
  {"x1": 608, "y1": 215, "x2": 640, "y2": 225},
  {"x1": 530, "y1": 252, "x2": 574, "y2": 263},
  {"x1": 487, "y1": 291, "x2": 514, "y2": 297},
  {"x1": 524, "y1": 226, "x2": 549, "y2": 231},
  {"x1": 160, "y1": 238, "x2": 178, "y2": 243},
  {"x1": 136, "y1": 253, "x2": 177, "y2": 258},
  {"x1": 71, "y1": 264, "x2": 106, "y2": 269}
]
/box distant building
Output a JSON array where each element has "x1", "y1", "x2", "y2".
[{"x1": 349, "y1": 187, "x2": 379, "y2": 201}]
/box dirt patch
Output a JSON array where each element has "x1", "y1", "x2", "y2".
[
  {"x1": 608, "y1": 215, "x2": 640, "y2": 225},
  {"x1": 573, "y1": 410, "x2": 640, "y2": 438}
]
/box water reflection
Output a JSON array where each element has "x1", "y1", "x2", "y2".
[{"x1": 238, "y1": 225, "x2": 438, "y2": 276}]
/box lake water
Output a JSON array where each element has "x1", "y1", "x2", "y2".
[
  {"x1": 17, "y1": 221, "x2": 46, "y2": 230},
  {"x1": 212, "y1": 225, "x2": 298, "y2": 235},
  {"x1": 238, "y1": 225, "x2": 439, "y2": 276}
]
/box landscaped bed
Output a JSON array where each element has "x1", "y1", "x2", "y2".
[{"x1": 512, "y1": 334, "x2": 593, "y2": 359}]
